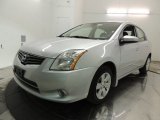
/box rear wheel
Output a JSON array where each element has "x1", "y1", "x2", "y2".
[
  {"x1": 87, "y1": 66, "x2": 112, "y2": 104},
  {"x1": 139, "y1": 57, "x2": 151, "y2": 75}
]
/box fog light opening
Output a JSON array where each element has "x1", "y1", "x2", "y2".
[{"x1": 58, "y1": 90, "x2": 67, "y2": 97}]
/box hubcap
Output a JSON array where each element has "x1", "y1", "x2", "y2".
[
  {"x1": 96, "y1": 73, "x2": 111, "y2": 100},
  {"x1": 146, "y1": 58, "x2": 151, "y2": 71}
]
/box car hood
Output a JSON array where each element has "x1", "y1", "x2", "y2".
[{"x1": 20, "y1": 37, "x2": 105, "y2": 58}]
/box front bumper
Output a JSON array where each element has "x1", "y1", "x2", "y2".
[{"x1": 13, "y1": 55, "x2": 97, "y2": 103}]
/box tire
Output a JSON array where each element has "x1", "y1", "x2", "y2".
[
  {"x1": 139, "y1": 57, "x2": 151, "y2": 75},
  {"x1": 87, "y1": 66, "x2": 112, "y2": 104}
]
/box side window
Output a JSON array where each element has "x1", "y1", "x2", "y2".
[
  {"x1": 94, "y1": 28, "x2": 108, "y2": 39},
  {"x1": 123, "y1": 25, "x2": 136, "y2": 37},
  {"x1": 136, "y1": 27, "x2": 146, "y2": 41}
]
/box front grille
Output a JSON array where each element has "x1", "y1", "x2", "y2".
[{"x1": 18, "y1": 50, "x2": 45, "y2": 65}]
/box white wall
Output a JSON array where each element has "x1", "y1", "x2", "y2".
[
  {"x1": 0, "y1": 0, "x2": 84, "y2": 68},
  {"x1": 0, "y1": 0, "x2": 54, "y2": 41},
  {"x1": 0, "y1": 0, "x2": 54, "y2": 68},
  {"x1": 83, "y1": 0, "x2": 160, "y2": 61}
]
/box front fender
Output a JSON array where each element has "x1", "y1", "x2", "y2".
[{"x1": 75, "y1": 40, "x2": 120, "y2": 70}]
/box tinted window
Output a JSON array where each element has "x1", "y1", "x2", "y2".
[
  {"x1": 60, "y1": 22, "x2": 121, "y2": 40},
  {"x1": 136, "y1": 27, "x2": 146, "y2": 41}
]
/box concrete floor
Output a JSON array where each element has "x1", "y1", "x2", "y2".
[{"x1": 0, "y1": 65, "x2": 160, "y2": 120}]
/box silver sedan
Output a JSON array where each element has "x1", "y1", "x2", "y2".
[{"x1": 13, "y1": 22, "x2": 151, "y2": 104}]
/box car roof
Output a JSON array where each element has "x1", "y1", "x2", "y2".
[{"x1": 84, "y1": 21, "x2": 133, "y2": 26}]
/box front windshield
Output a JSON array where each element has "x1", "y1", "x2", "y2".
[{"x1": 59, "y1": 22, "x2": 121, "y2": 40}]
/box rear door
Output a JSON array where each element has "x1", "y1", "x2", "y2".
[{"x1": 135, "y1": 26, "x2": 150, "y2": 67}]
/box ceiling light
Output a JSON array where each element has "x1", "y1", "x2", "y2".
[
  {"x1": 107, "y1": 8, "x2": 127, "y2": 14},
  {"x1": 107, "y1": 8, "x2": 150, "y2": 15},
  {"x1": 34, "y1": 0, "x2": 41, "y2": 2},
  {"x1": 128, "y1": 9, "x2": 150, "y2": 15}
]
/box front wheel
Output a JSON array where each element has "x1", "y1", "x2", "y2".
[
  {"x1": 139, "y1": 57, "x2": 151, "y2": 75},
  {"x1": 87, "y1": 67, "x2": 112, "y2": 104}
]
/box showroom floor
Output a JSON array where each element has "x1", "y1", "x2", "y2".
[
  {"x1": 0, "y1": 67, "x2": 14, "y2": 120},
  {"x1": 0, "y1": 63, "x2": 160, "y2": 120}
]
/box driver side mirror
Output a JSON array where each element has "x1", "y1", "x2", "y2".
[{"x1": 120, "y1": 36, "x2": 139, "y2": 44}]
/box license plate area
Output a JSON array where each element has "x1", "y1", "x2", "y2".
[{"x1": 14, "y1": 66, "x2": 25, "y2": 79}]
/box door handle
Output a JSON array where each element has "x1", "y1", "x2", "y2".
[{"x1": 0, "y1": 44, "x2": 2, "y2": 49}]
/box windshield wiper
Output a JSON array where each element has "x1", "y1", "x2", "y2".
[
  {"x1": 58, "y1": 35, "x2": 65, "y2": 37},
  {"x1": 68, "y1": 36, "x2": 91, "y2": 39},
  {"x1": 58, "y1": 35, "x2": 107, "y2": 40}
]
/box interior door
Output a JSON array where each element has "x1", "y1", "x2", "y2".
[
  {"x1": 0, "y1": 22, "x2": 21, "y2": 68},
  {"x1": 55, "y1": 0, "x2": 73, "y2": 36},
  {"x1": 119, "y1": 25, "x2": 139, "y2": 77}
]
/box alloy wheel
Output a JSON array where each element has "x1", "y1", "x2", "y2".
[{"x1": 96, "y1": 73, "x2": 111, "y2": 100}]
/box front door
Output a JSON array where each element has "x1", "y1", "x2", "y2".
[{"x1": 119, "y1": 25, "x2": 139, "y2": 77}]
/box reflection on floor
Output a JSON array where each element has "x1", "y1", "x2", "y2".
[
  {"x1": 150, "y1": 61, "x2": 160, "y2": 74},
  {"x1": 0, "y1": 67, "x2": 160, "y2": 120},
  {"x1": 0, "y1": 67, "x2": 14, "y2": 120}
]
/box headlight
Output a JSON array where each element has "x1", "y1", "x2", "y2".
[{"x1": 50, "y1": 49, "x2": 87, "y2": 71}]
